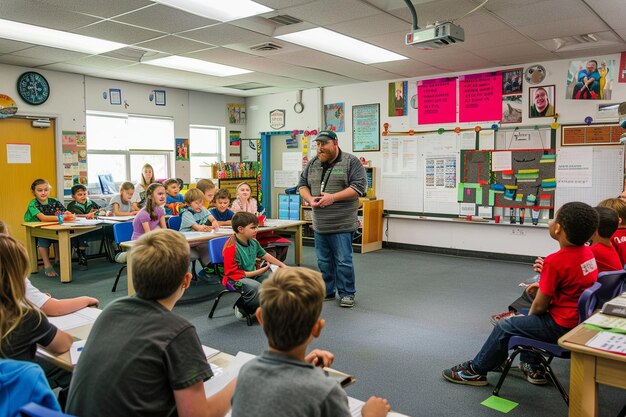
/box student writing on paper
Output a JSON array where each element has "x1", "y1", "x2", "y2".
[
  {"x1": 231, "y1": 267, "x2": 390, "y2": 417},
  {"x1": 67, "y1": 229, "x2": 235, "y2": 417}
]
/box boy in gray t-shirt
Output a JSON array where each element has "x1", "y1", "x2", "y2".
[{"x1": 231, "y1": 267, "x2": 391, "y2": 417}]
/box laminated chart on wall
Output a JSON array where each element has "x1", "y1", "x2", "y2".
[
  {"x1": 459, "y1": 150, "x2": 491, "y2": 207},
  {"x1": 380, "y1": 133, "x2": 460, "y2": 215},
  {"x1": 555, "y1": 146, "x2": 624, "y2": 210}
]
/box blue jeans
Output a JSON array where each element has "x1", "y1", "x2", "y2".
[
  {"x1": 228, "y1": 276, "x2": 268, "y2": 313},
  {"x1": 314, "y1": 231, "x2": 355, "y2": 298},
  {"x1": 471, "y1": 313, "x2": 570, "y2": 374}
]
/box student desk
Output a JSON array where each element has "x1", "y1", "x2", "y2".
[
  {"x1": 22, "y1": 222, "x2": 102, "y2": 283},
  {"x1": 121, "y1": 219, "x2": 306, "y2": 296},
  {"x1": 558, "y1": 324, "x2": 626, "y2": 417}
]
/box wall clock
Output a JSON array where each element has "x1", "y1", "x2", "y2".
[{"x1": 17, "y1": 72, "x2": 50, "y2": 105}]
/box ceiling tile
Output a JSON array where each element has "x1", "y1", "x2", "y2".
[
  {"x1": 36, "y1": 0, "x2": 154, "y2": 19},
  {"x1": 327, "y1": 12, "x2": 410, "y2": 39},
  {"x1": 255, "y1": 0, "x2": 312, "y2": 9},
  {"x1": 281, "y1": 0, "x2": 380, "y2": 26},
  {"x1": 0, "y1": 0, "x2": 100, "y2": 30},
  {"x1": 0, "y1": 39, "x2": 33, "y2": 54},
  {"x1": 112, "y1": 4, "x2": 219, "y2": 34},
  {"x1": 73, "y1": 21, "x2": 165, "y2": 45},
  {"x1": 585, "y1": 0, "x2": 626, "y2": 30},
  {"x1": 0, "y1": 54, "x2": 57, "y2": 68},
  {"x1": 371, "y1": 59, "x2": 441, "y2": 78},
  {"x1": 63, "y1": 55, "x2": 137, "y2": 70},
  {"x1": 136, "y1": 35, "x2": 216, "y2": 55},
  {"x1": 11, "y1": 46, "x2": 88, "y2": 62},
  {"x1": 517, "y1": 16, "x2": 609, "y2": 41},
  {"x1": 179, "y1": 24, "x2": 265, "y2": 46},
  {"x1": 493, "y1": 0, "x2": 594, "y2": 27}
]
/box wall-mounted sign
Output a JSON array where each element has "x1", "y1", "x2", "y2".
[{"x1": 270, "y1": 109, "x2": 285, "y2": 130}]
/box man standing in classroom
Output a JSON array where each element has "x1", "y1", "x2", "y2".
[{"x1": 298, "y1": 130, "x2": 367, "y2": 308}]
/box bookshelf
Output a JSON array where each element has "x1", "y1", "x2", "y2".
[{"x1": 300, "y1": 199, "x2": 383, "y2": 253}]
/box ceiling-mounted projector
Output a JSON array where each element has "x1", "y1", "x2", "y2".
[{"x1": 405, "y1": 22, "x2": 464, "y2": 49}]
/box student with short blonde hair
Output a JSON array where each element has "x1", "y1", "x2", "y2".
[
  {"x1": 131, "y1": 163, "x2": 155, "y2": 211},
  {"x1": 231, "y1": 267, "x2": 390, "y2": 417},
  {"x1": 107, "y1": 182, "x2": 138, "y2": 216},
  {"x1": 67, "y1": 229, "x2": 235, "y2": 417}
]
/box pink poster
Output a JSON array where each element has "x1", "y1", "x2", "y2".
[
  {"x1": 459, "y1": 72, "x2": 502, "y2": 122},
  {"x1": 418, "y1": 78, "x2": 457, "y2": 124}
]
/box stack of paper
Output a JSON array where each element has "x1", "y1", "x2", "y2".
[
  {"x1": 585, "y1": 331, "x2": 626, "y2": 355},
  {"x1": 47, "y1": 307, "x2": 102, "y2": 331}
]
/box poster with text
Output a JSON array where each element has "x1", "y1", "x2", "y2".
[
  {"x1": 459, "y1": 72, "x2": 502, "y2": 122},
  {"x1": 61, "y1": 131, "x2": 87, "y2": 195},
  {"x1": 418, "y1": 78, "x2": 456, "y2": 124}
]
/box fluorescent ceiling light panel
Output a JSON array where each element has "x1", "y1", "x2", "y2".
[
  {"x1": 152, "y1": 0, "x2": 273, "y2": 22},
  {"x1": 0, "y1": 19, "x2": 126, "y2": 54},
  {"x1": 143, "y1": 56, "x2": 252, "y2": 77},
  {"x1": 276, "y1": 28, "x2": 408, "y2": 64}
]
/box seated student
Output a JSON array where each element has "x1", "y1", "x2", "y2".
[
  {"x1": 164, "y1": 178, "x2": 185, "y2": 215},
  {"x1": 0, "y1": 234, "x2": 74, "y2": 402},
  {"x1": 597, "y1": 197, "x2": 626, "y2": 265},
  {"x1": 210, "y1": 188, "x2": 235, "y2": 227},
  {"x1": 107, "y1": 181, "x2": 139, "y2": 216},
  {"x1": 0, "y1": 220, "x2": 99, "y2": 317},
  {"x1": 195, "y1": 178, "x2": 217, "y2": 209},
  {"x1": 443, "y1": 202, "x2": 598, "y2": 386},
  {"x1": 24, "y1": 179, "x2": 76, "y2": 277},
  {"x1": 490, "y1": 205, "x2": 622, "y2": 324},
  {"x1": 223, "y1": 212, "x2": 287, "y2": 321},
  {"x1": 0, "y1": 358, "x2": 61, "y2": 415},
  {"x1": 179, "y1": 188, "x2": 218, "y2": 267},
  {"x1": 66, "y1": 229, "x2": 235, "y2": 417},
  {"x1": 131, "y1": 182, "x2": 167, "y2": 241},
  {"x1": 66, "y1": 184, "x2": 102, "y2": 270},
  {"x1": 231, "y1": 267, "x2": 391, "y2": 417}
]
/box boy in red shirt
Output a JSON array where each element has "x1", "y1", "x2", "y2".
[
  {"x1": 597, "y1": 198, "x2": 626, "y2": 266},
  {"x1": 443, "y1": 202, "x2": 598, "y2": 386},
  {"x1": 590, "y1": 206, "x2": 622, "y2": 271}
]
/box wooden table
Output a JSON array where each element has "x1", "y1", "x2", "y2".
[
  {"x1": 121, "y1": 219, "x2": 306, "y2": 296},
  {"x1": 22, "y1": 222, "x2": 101, "y2": 283},
  {"x1": 558, "y1": 324, "x2": 626, "y2": 417}
]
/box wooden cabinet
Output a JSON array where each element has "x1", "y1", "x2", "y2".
[{"x1": 300, "y1": 199, "x2": 383, "y2": 253}]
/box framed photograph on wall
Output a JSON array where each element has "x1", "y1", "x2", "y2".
[
  {"x1": 529, "y1": 85, "x2": 555, "y2": 118},
  {"x1": 352, "y1": 103, "x2": 380, "y2": 152}
]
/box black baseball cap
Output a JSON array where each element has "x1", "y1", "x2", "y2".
[{"x1": 314, "y1": 130, "x2": 338, "y2": 142}]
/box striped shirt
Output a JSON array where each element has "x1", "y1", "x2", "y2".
[{"x1": 298, "y1": 150, "x2": 367, "y2": 234}]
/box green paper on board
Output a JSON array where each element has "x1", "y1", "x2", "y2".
[{"x1": 481, "y1": 396, "x2": 518, "y2": 413}]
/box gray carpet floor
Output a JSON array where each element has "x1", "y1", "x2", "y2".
[{"x1": 30, "y1": 246, "x2": 625, "y2": 417}]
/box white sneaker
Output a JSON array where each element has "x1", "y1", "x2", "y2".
[
  {"x1": 234, "y1": 307, "x2": 247, "y2": 322},
  {"x1": 115, "y1": 252, "x2": 127, "y2": 264}
]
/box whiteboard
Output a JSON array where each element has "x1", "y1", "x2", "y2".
[
  {"x1": 380, "y1": 133, "x2": 460, "y2": 214},
  {"x1": 555, "y1": 146, "x2": 624, "y2": 210}
]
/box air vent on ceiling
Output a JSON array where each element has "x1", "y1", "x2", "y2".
[
  {"x1": 101, "y1": 47, "x2": 149, "y2": 62},
  {"x1": 267, "y1": 14, "x2": 302, "y2": 26},
  {"x1": 226, "y1": 82, "x2": 271, "y2": 91},
  {"x1": 250, "y1": 42, "x2": 283, "y2": 52},
  {"x1": 538, "y1": 31, "x2": 620, "y2": 52}
]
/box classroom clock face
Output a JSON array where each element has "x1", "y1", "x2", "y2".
[{"x1": 17, "y1": 72, "x2": 50, "y2": 105}]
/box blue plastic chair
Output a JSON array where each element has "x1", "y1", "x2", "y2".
[
  {"x1": 493, "y1": 281, "x2": 602, "y2": 405},
  {"x1": 596, "y1": 270, "x2": 626, "y2": 307},
  {"x1": 20, "y1": 403, "x2": 76, "y2": 417},
  {"x1": 167, "y1": 215, "x2": 182, "y2": 231},
  {"x1": 111, "y1": 221, "x2": 133, "y2": 292},
  {"x1": 207, "y1": 236, "x2": 252, "y2": 326}
]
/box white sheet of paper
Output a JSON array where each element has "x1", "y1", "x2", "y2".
[
  {"x1": 47, "y1": 307, "x2": 101, "y2": 331},
  {"x1": 491, "y1": 151, "x2": 512, "y2": 171},
  {"x1": 202, "y1": 345, "x2": 220, "y2": 361},
  {"x1": 585, "y1": 331, "x2": 626, "y2": 354},
  {"x1": 70, "y1": 340, "x2": 86, "y2": 365},
  {"x1": 269, "y1": 264, "x2": 279, "y2": 273},
  {"x1": 204, "y1": 351, "x2": 256, "y2": 399}
]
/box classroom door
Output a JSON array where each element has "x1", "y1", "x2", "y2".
[{"x1": 0, "y1": 117, "x2": 57, "y2": 245}]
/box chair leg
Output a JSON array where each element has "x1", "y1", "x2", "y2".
[
  {"x1": 112, "y1": 265, "x2": 127, "y2": 292},
  {"x1": 534, "y1": 353, "x2": 569, "y2": 406},
  {"x1": 493, "y1": 349, "x2": 523, "y2": 396},
  {"x1": 191, "y1": 260, "x2": 198, "y2": 281},
  {"x1": 208, "y1": 290, "x2": 231, "y2": 318}
]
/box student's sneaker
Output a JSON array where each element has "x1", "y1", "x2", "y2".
[
  {"x1": 519, "y1": 362, "x2": 547, "y2": 385},
  {"x1": 324, "y1": 294, "x2": 336, "y2": 301},
  {"x1": 340, "y1": 295, "x2": 355, "y2": 308},
  {"x1": 490, "y1": 311, "x2": 523, "y2": 326},
  {"x1": 234, "y1": 307, "x2": 248, "y2": 322},
  {"x1": 77, "y1": 249, "x2": 88, "y2": 270},
  {"x1": 115, "y1": 252, "x2": 127, "y2": 264},
  {"x1": 442, "y1": 361, "x2": 488, "y2": 386}
]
